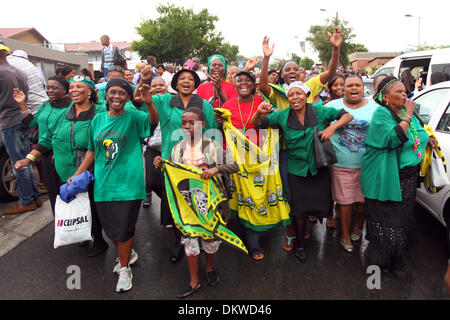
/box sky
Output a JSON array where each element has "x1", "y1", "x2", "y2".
[{"x1": 2, "y1": 0, "x2": 450, "y2": 63}]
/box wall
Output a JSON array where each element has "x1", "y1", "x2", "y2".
[{"x1": 1, "y1": 37, "x2": 88, "y2": 80}]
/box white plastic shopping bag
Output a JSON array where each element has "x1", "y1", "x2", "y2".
[
  {"x1": 54, "y1": 192, "x2": 92, "y2": 248},
  {"x1": 430, "y1": 149, "x2": 450, "y2": 188}
]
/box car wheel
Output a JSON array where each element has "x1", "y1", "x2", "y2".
[{"x1": 0, "y1": 152, "x2": 18, "y2": 202}]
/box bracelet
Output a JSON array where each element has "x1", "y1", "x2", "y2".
[
  {"x1": 402, "y1": 119, "x2": 411, "y2": 125},
  {"x1": 21, "y1": 110, "x2": 29, "y2": 115},
  {"x1": 404, "y1": 114, "x2": 412, "y2": 121},
  {"x1": 26, "y1": 154, "x2": 37, "y2": 162}
]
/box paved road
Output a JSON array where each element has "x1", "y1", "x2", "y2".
[{"x1": 0, "y1": 194, "x2": 449, "y2": 300}]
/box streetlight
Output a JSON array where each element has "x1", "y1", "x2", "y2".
[{"x1": 405, "y1": 14, "x2": 421, "y2": 49}]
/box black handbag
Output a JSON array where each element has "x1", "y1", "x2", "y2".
[{"x1": 312, "y1": 108, "x2": 337, "y2": 168}]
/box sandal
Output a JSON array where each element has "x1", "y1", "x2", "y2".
[
  {"x1": 340, "y1": 238, "x2": 353, "y2": 253},
  {"x1": 351, "y1": 228, "x2": 362, "y2": 242},
  {"x1": 309, "y1": 216, "x2": 318, "y2": 223},
  {"x1": 252, "y1": 253, "x2": 264, "y2": 260},
  {"x1": 282, "y1": 236, "x2": 296, "y2": 252},
  {"x1": 326, "y1": 216, "x2": 336, "y2": 229}
]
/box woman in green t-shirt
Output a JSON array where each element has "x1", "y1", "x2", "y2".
[
  {"x1": 251, "y1": 82, "x2": 353, "y2": 263},
  {"x1": 258, "y1": 28, "x2": 343, "y2": 252},
  {"x1": 15, "y1": 76, "x2": 71, "y2": 214},
  {"x1": 15, "y1": 76, "x2": 109, "y2": 258},
  {"x1": 70, "y1": 78, "x2": 152, "y2": 293},
  {"x1": 361, "y1": 76, "x2": 437, "y2": 282},
  {"x1": 135, "y1": 67, "x2": 219, "y2": 263}
]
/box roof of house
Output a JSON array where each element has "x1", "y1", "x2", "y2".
[
  {"x1": 0, "y1": 28, "x2": 50, "y2": 43},
  {"x1": 64, "y1": 41, "x2": 131, "y2": 53},
  {"x1": 348, "y1": 52, "x2": 402, "y2": 62}
]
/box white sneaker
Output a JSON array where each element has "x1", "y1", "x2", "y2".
[
  {"x1": 116, "y1": 267, "x2": 133, "y2": 293},
  {"x1": 113, "y1": 249, "x2": 138, "y2": 274}
]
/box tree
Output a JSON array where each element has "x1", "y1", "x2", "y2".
[
  {"x1": 306, "y1": 14, "x2": 367, "y2": 67},
  {"x1": 416, "y1": 43, "x2": 449, "y2": 51},
  {"x1": 299, "y1": 57, "x2": 315, "y2": 70},
  {"x1": 131, "y1": 4, "x2": 239, "y2": 63}
]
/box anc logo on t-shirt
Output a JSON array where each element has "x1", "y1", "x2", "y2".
[
  {"x1": 103, "y1": 138, "x2": 118, "y2": 161},
  {"x1": 95, "y1": 129, "x2": 127, "y2": 166}
]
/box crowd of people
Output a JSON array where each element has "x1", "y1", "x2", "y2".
[{"x1": 1, "y1": 28, "x2": 449, "y2": 298}]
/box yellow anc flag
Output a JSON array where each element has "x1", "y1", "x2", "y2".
[
  {"x1": 161, "y1": 159, "x2": 248, "y2": 254},
  {"x1": 214, "y1": 108, "x2": 291, "y2": 232}
]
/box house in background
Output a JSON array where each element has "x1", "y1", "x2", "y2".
[
  {"x1": 0, "y1": 27, "x2": 88, "y2": 79},
  {"x1": 64, "y1": 41, "x2": 142, "y2": 80},
  {"x1": 349, "y1": 52, "x2": 402, "y2": 74},
  {"x1": 0, "y1": 28, "x2": 51, "y2": 47}
]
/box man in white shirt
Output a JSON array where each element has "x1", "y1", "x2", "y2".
[
  {"x1": 7, "y1": 50, "x2": 48, "y2": 115},
  {"x1": 161, "y1": 64, "x2": 177, "y2": 94}
]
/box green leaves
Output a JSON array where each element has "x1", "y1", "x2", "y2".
[
  {"x1": 306, "y1": 15, "x2": 367, "y2": 67},
  {"x1": 131, "y1": 4, "x2": 239, "y2": 64}
]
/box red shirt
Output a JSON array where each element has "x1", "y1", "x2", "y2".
[
  {"x1": 222, "y1": 96, "x2": 264, "y2": 146},
  {"x1": 196, "y1": 80, "x2": 238, "y2": 108}
]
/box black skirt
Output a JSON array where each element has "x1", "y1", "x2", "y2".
[
  {"x1": 365, "y1": 166, "x2": 419, "y2": 267},
  {"x1": 95, "y1": 200, "x2": 141, "y2": 242},
  {"x1": 287, "y1": 167, "x2": 333, "y2": 219}
]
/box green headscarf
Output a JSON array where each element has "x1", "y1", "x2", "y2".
[
  {"x1": 69, "y1": 75, "x2": 95, "y2": 90},
  {"x1": 207, "y1": 54, "x2": 227, "y2": 79}
]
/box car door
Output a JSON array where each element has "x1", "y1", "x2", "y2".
[{"x1": 414, "y1": 85, "x2": 450, "y2": 225}]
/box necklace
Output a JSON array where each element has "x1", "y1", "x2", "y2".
[
  {"x1": 399, "y1": 109, "x2": 422, "y2": 159},
  {"x1": 237, "y1": 96, "x2": 255, "y2": 133}
]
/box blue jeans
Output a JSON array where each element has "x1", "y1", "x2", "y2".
[
  {"x1": 1, "y1": 123, "x2": 40, "y2": 205},
  {"x1": 103, "y1": 68, "x2": 108, "y2": 79},
  {"x1": 246, "y1": 228, "x2": 263, "y2": 255}
]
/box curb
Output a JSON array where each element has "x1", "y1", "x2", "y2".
[{"x1": 0, "y1": 200, "x2": 53, "y2": 258}]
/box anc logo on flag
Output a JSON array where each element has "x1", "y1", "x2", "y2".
[{"x1": 161, "y1": 159, "x2": 248, "y2": 254}]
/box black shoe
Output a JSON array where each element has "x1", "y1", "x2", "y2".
[
  {"x1": 206, "y1": 270, "x2": 219, "y2": 287},
  {"x1": 87, "y1": 240, "x2": 109, "y2": 257},
  {"x1": 170, "y1": 244, "x2": 184, "y2": 263},
  {"x1": 176, "y1": 283, "x2": 200, "y2": 299},
  {"x1": 294, "y1": 248, "x2": 307, "y2": 264},
  {"x1": 79, "y1": 240, "x2": 90, "y2": 248},
  {"x1": 142, "y1": 200, "x2": 151, "y2": 208}
]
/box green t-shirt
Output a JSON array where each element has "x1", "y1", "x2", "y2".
[
  {"x1": 152, "y1": 93, "x2": 219, "y2": 159},
  {"x1": 51, "y1": 103, "x2": 106, "y2": 182},
  {"x1": 35, "y1": 100, "x2": 72, "y2": 150},
  {"x1": 361, "y1": 107, "x2": 429, "y2": 202},
  {"x1": 29, "y1": 99, "x2": 71, "y2": 129},
  {"x1": 88, "y1": 109, "x2": 151, "y2": 202},
  {"x1": 263, "y1": 104, "x2": 344, "y2": 177}
]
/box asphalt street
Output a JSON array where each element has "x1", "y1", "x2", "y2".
[{"x1": 0, "y1": 194, "x2": 449, "y2": 301}]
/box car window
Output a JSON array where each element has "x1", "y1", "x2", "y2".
[
  {"x1": 374, "y1": 67, "x2": 394, "y2": 77},
  {"x1": 437, "y1": 103, "x2": 450, "y2": 133},
  {"x1": 363, "y1": 82, "x2": 375, "y2": 97},
  {"x1": 414, "y1": 88, "x2": 450, "y2": 124}
]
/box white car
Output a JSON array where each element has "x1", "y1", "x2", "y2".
[{"x1": 413, "y1": 81, "x2": 450, "y2": 230}]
